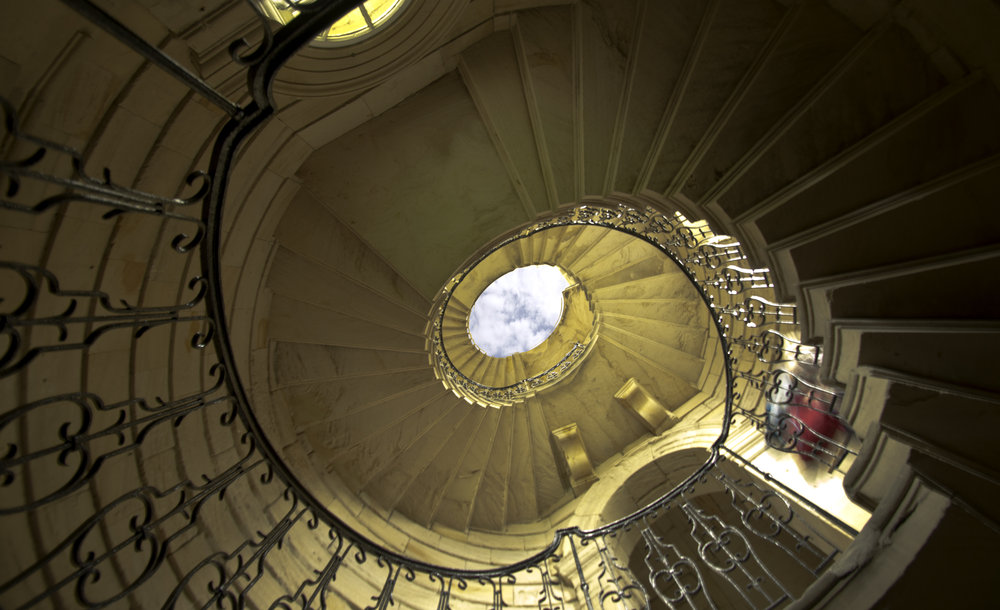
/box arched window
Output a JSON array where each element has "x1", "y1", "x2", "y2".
[{"x1": 257, "y1": 0, "x2": 409, "y2": 45}]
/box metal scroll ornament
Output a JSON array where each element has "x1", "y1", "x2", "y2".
[
  {"x1": 429, "y1": 330, "x2": 592, "y2": 407},
  {"x1": 0, "y1": 0, "x2": 854, "y2": 603},
  {"x1": 426, "y1": 201, "x2": 720, "y2": 408}
]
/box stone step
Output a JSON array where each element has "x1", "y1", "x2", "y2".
[
  {"x1": 591, "y1": 271, "x2": 702, "y2": 301},
  {"x1": 431, "y1": 407, "x2": 504, "y2": 531},
  {"x1": 524, "y1": 398, "x2": 570, "y2": 518},
  {"x1": 319, "y1": 381, "x2": 449, "y2": 456},
  {"x1": 514, "y1": 5, "x2": 576, "y2": 208},
  {"x1": 270, "y1": 341, "x2": 428, "y2": 390},
  {"x1": 448, "y1": 341, "x2": 481, "y2": 376},
  {"x1": 647, "y1": 0, "x2": 788, "y2": 194},
  {"x1": 801, "y1": 246, "x2": 1000, "y2": 339},
  {"x1": 582, "y1": 256, "x2": 679, "y2": 292},
  {"x1": 601, "y1": 311, "x2": 708, "y2": 358},
  {"x1": 827, "y1": 320, "x2": 1000, "y2": 395},
  {"x1": 701, "y1": 19, "x2": 940, "y2": 210},
  {"x1": 459, "y1": 29, "x2": 548, "y2": 217},
  {"x1": 468, "y1": 407, "x2": 517, "y2": 531},
  {"x1": 392, "y1": 407, "x2": 490, "y2": 526},
  {"x1": 361, "y1": 398, "x2": 472, "y2": 509},
  {"x1": 611, "y1": 0, "x2": 709, "y2": 194},
  {"x1": 735, "y1": 74, "x2": 997, "y2": 232},
  {"x1": 268, "y1": 293, "x2": 425, "y2": 353},
  {"x1": 597, "y1": 324, "x2": 706, "y2": 389},
  {"x1": 292, "y1": 70, "x2": 532, "y2": 300},
  {"x1": 274, "y1": 193, "x2": 429, "y2": 315},
  {"x1": 279, "y1": 368, "x2": 438, "y2": 432},
  {"x1": 267, "y1": 246, "x2": 426, "y2": 335},
  {"x1": 532, "y1": 377, "x2": 649, "y2": 469},
  {"x1": 684, "y1": 0, "x2": 864, "y2": 204},
  {"x1": 557, "y1": 226, "x2": 633, "y2": 273},
  {"x1": 505, "y1": 403, "x2": 541, "y2": 524},
  {"x1": 599, "y1": 297, "x2": 708, "y2": 328},
  {"x1": 536, "y1": 224, "x2": 571, "y2": 265},
  {"x1": 578, "y1": 0, "x2": 642, "y2": 196},
  {"x1": 769, "y1": 154, "x2": 1000, "y2": 294}
]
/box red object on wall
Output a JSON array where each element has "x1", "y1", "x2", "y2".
[{"x1": 787, "y1": 390, "x2": 841, "y2": 462}]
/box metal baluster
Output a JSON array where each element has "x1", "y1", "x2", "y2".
[
  {"x1": 715, "y1": 471, "x2": 839, "y2": 574},
  {"x1": 269, "y1": 530, "x2": 356, "y2": 609},
  {"x1": 430, "y1": 573, "x2": 466, "y2": 610},
  {"x1": 594, "y1": 534, "x2": 649, "y2": 609},
  {"x1": 202, "y1": 501, "x2": 308, "y2": 607},
  {"x1": 365, "y1": 559, "x2": 414, "y2": 610},
  {"x1": 641, "y1": 524, "x2": 716, "y2": 609},
  {"x1": 0, "y1": 367, "x2": 231, "y2": 513},
  {"x1": 480, "y1": 574, "x2": 515, "y2": 610},
  {"x1": 57, "y1": 0, "x2": 243, "y2": 117},
  {"x1": 569, "y1": 537, "x2": 596, "y2": 610},
  {"x1": 533, "y1": 556, "x2": 565, "y2": 610},
  {"x1": 682, "y1": 502, "x2": 791, "y2": 609},
  {"x1": 2, "y1": 448, "x2": 262, "y2": 607}
]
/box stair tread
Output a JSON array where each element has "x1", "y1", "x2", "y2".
[
  {"x1": 271, "y1": 341, "x2": 428, "y2": 389},
  {"x1": 647, "y1": 0, "x2": 786, "y2": 194},
  {"x1": 516, "y1": 6, "x2": 576, "y2": 207},
  {"x1": 579, "y1": 0, "x2": 642, "y2": 195},
  {"x1": 613, "y1": 0, "x2": 707, "y2": 193},
  {"x1": 461, "y1": 31, "x2": 549, "y2": 216},
  {"x1": 468, "y1": 408, "x2": 516, "y2": 531},
  {"x1": 685, "y1": 1, "x2": 863, "y2": 203},
  {"x1": 742, "y1": 75, "x2": 998, "y2": 230}
]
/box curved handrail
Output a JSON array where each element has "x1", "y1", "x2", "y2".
[
  {"x1": 194, "y1": 2, "x2": 751, "y2": 577},
  {"x1": 0, "y1": 1, "x2": 838, "y2": 606},
  {"x1": 212, "y1": 205, "x2": 741, "y2": 578}
]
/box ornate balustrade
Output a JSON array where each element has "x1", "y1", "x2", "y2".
[{"x1": 0, "y1": 1, "x2": 862, "y2": 607}]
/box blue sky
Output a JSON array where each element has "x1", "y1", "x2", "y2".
[{"x1": 468, "y1": 265, "x2": 569, "y2": 357}]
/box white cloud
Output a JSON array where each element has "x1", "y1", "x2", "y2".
[{"x1": 468, "y1": 265, "x2": 569, "y2": 357}]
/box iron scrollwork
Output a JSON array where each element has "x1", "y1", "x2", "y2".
[
  {"x1": 641, "y1": 524, "x2": 715, "y2": 609},
  {"x1": 682, "y1": 502, "x2": 792, "y2": 609},
  {"x1": 0, "y1": 97, "x2": 210, "y2": 253},
  {"x1": 530, "y1": 555, "x2": 567, "y2": 610},
  {"x1": 0, "y1": 263, "x2": 213, "y2": 378},
  {"x1": 3, "y1": 440, "x2": 263, "y2": 608},
  {"x1": 269, "y1": 528, "x2": 357, "y2": 609},
  {"x1": 0, "y1": 0, "x2": 850, "y2": 606},
  {"x1": 715, "y1": 471, "x2": 839, "y2": 575},
  {"x1": 592, "y1": 534, "x2": 648, "y2": 609},
  {"x1": 429, "y1": 333, "x2": 591, "y2": 407},
  {"x1": 729, "y1": 329, "x2": 820, "y2": 367},
  {"x1": 0, "y1": 365, "x2": 231, "y2": 514},
  {"x1": 365, "y1": 558, "x2": 415, "y2": 610},
  {"x1": 734, "y1": 369, "x2": 858, "y2": 468},
  {"x1": 480, "y1": 574, "x2": 516, "y2": 610}
]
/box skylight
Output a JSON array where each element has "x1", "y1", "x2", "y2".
[
  {"x1": 259, "y1": 0, "x2": 408, "y2": 45},
  {"x1": 468, "y1": 265, "x2": 570, "y2": 358}
]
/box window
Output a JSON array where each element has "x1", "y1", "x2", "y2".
[
  {"x1": 468, "y1": 265, "x2": 570, "y2": 358},
  {"x1": 258, "y1": 0, "x2": 409, "y2": 45}
]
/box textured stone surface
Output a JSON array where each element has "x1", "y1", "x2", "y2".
[{"x1": 5, "y1": 0, "x2": 1000, "y2": 605}]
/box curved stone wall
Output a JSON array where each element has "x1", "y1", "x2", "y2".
[{"x1": 3, "y1": 0, "x2": 1000, "y2": 606}]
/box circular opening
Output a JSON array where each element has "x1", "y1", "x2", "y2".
[
  {"x1": 468, "y1": 265, "x2": 570, "y2": 358},
  {"x1": 259, "y1": 0, "x2": 409, "y2": 46}
]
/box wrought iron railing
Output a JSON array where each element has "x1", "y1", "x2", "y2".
[
  {"x1": 431, "y1": 338, "x2": 593, "y2": 408},
  {"x1": 0, "y1": 1, "x2": 861, "y2": 607},
  {"x1": 735, "y1": 368, "x2": 859, "y2": 472}
]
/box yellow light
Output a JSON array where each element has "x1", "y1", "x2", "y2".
[
  {"x1": 260, "y1": 0, "x2": 409, "y2": 45},
  {"x1": 364, "y1": 0, "x2": 405, "y2": 27},
  {"x1": 324, "y1": 6, "x2": 368, "y2": 40}
]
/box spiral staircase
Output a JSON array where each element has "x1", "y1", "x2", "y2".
[{"x1": 1, "y1": 0, "x2": 999, "y2": 607}]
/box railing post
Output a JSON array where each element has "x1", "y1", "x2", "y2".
[
  {"x1": 569, "y1": 537, "x2": 595, "y2": 610},
  {"x1": 58, "y1": 0, "x2": 244, "y2": 118}
]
